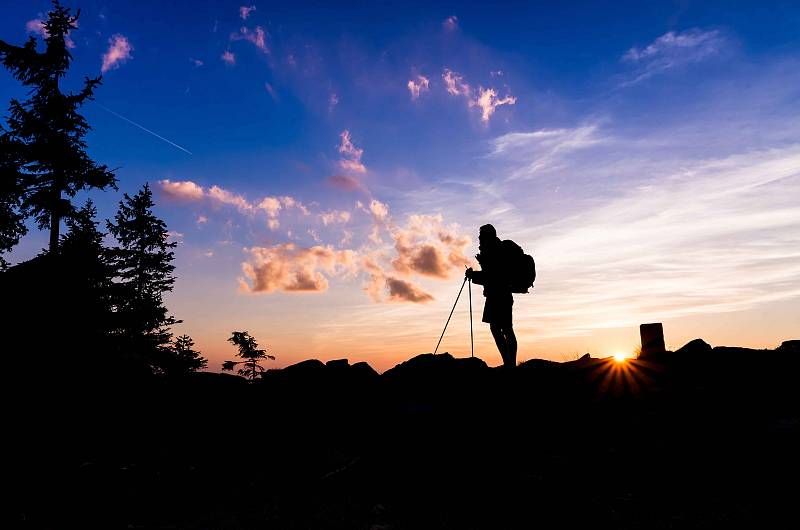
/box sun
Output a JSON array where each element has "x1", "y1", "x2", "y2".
[{"x1": 613, "y1": 352, "x2": 629, "y2": 363}]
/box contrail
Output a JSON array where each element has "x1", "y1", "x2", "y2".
[{"x1": 95, "y1": 102, "x2": 193, "y2": 155}]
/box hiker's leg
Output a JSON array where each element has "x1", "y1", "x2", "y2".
[
  {"x1": 489, "y1": 322, "x2": 507, "y2": 362},
  {"x1": 504, "y1": 326, "x2": 517, "y2": 367}
]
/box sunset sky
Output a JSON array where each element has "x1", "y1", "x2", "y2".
[{"x1": 3, "y1": 1, "x2": 799, "y2": 371}]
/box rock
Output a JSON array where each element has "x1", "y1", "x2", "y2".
[
  {"x1": 777, "y1": 340, "x2": 800, "y2": 353},
  {"x1": 674, "y1": 338, "x2": 712, "y2": 356}
]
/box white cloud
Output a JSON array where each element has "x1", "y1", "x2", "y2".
[
  {"x1": 621, "y1": 29, "x2": 725, "y2": 85},
  {"x1": 443, "y1": 15, "x2": 458, "y2": 31}
]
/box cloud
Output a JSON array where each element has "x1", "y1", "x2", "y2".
[
  {"x1": 221, "y1": 50, "x2": 236, "y2": 65},
  {"x1": 442, "y1": 69, "x2": 516, "y2": 124},
  {"x1": 101, "y1": 34, "x2": 133, "y2": 73},
  {"x1": 208, "y1": 185, "x2": 253, "y2": 214},
  {"x1": 471, "y1": 87, "x2": 516, "y2": 124},
  {"x1": 490, "y1": 124, "x2": 605, "y2": 178},
  {"x1": 159, "y1": 179, "x2": 205, "y2": 201},
  {"x1": 443, "y1": 15, "x2": 459, "y2": 31},
  {"x1": 328, "y1": 174, "x2": 367, "y2": 193},
  {"x1": 338, "y1": 130, "x2": 366, "y2": 173},
  {"x1": 621, "y1": 29, "x2": 725, "y2": 85},
  {"x1": 231, "y1": 26, "x2": 269, "y2": 54},
  {"x1": 390, "y1": 213, "x2": 470, "y2": 278},
  {"x1": 386, "y1": 277, "x2": 434, "y2": 303},
  {"x1": 240, "y1": 244, "x2": 357, "y2": 293},
  {"x1": 368, "y1": 199, "x2": 389, "y2": 221},
  {"x1": 407, "y1": 75, "x2": 430, "y2": 100},
  {"x1": 320, "y1": 210, "x2": 351, "y2": 226},
  {"x1": 329, "y1": 92, "x2": 339, "y2": 112},
  {"x1": 190, "y1": 58, "x2": 204, "y2": 67},
  {"x1": 26, "y1": 18, "x2": 75, "y2": 48},
  {"x1": 442, "y1": 68, "x2": 470, "y2": 96},
  {"x1": 265, "y1": 82, "x2": 278, "y2": 100},
  {"x1": 239, "y1": 5, "x2": 256, "y2": 20},
  {"x1": 483, "y1": 110, "x2": 800, "y2": 339}
]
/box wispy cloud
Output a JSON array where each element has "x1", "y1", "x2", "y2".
[
  {"x1": 101, "y1": 34, "x2": 133, "y2": 73},
  {"x1": 442, "y1": 68, "x2": 516, "y2": 124},
  {"x1": 484, "y1": 122, "x2": 800, "y2": 338},
  {"x1": 221, "y1": 50, "x2": 236, "y2": 65},
  {"x1": 338, "y1": 130, "x2": 367, "y2": 173},
  {"x1": 443, "y1": 15, "x2": 459, "y2": 31},
  {"x1": 621, "y1": 28, "x2": 725, "y2": 86},
  {"x1": 239, "y1": 5, "x2": 256, "y2": 20},
  {"x1": 407, "y1": 74, "x2": 430, "y2": 100},
  {"x1": 231, "y1": 25, "x2": 269, "y2": 54}
]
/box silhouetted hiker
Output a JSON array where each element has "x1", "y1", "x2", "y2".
[{"x1": 466, "y1": 224, "x2": 518, "y2": 368}]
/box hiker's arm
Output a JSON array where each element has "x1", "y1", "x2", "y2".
[{"x1": 469, "y1": 269, "x2": 486, "y2": 285}]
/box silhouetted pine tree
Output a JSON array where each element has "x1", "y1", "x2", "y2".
[
  {"x1": 222, "y1": 331, "x2": 275, "y2": 381},
  {"x1": 171, "y1": 334, "x2": 207, "y2": 373},
  {"x1": 0, "y1": 135, "x2": 26, "y2": 269},
  {"x1": 107, "y1": 184, "x2": 179, "y2": 373},
  {"x1": 59, "y1": 200, "x2": 115, "y2": 348},
  {"x1": 0, "y1": 1, "x2": 116, "y2": 254}
]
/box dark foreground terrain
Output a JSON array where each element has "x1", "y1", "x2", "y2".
[{"x1": 8, "y1": 339, "x2": 799, "y2": 529}]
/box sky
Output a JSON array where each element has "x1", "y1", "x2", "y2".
[{"x1": 2, "y1": 0, "x2": 799, "y2": 371}]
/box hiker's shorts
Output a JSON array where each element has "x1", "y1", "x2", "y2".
[{"x1": 482, "y1": 293, "x2": 513, "y2": 327}]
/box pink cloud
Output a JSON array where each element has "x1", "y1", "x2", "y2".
[
  {"x1": 390, "y1": 213, "x2": 470, "y2": 278},
  {"x1": 386, "y1": 277, "x2": 434, "y2": 303},
  {"x1": 231, "y1": 26, "x2": 269, "y2": 54},
  {"x1": 442, "y1": 68, "x2": 470, "y2": 96},
  {"x1": 328, "y1": 174, "x2": 367, "y2": 194},
  {"x1": 337, "y1": 130, "x2": 366, "y2": 173},
  {"x1": 239, "y1": 5, "x2": 257, "y2": 20},
  {"x1": 240, "y1": 244, "x2": 357, "y2": 293},
  {"x1": 26, "y1": 18, "x2": 76, "y2": 48},
  {"x1": 265, "y1": 82, "x2": 278, "y2": 100},
  {"x1": 407, "y1": 75, "x2": 430, "y2": 100},
  {"x1": 221, "y1": 50, "x2": 236, "y2": 65},
  {"x1": 208, "y1": 185, "x2": 253, "y2": 214},
  {"x1": 329, "y1": 93, "x2": 339, "y2": 112},
  {"x1": 320, "y1": 210, "x2": 351, "y2": 226},
  {"x1": 470, "y1": 87, "x2": 517, "y2": 124},
  {"x1": 442, "y1": 68, "x2": 516, "y2": 124},
  {"x1": 158, "y1": 179, "x2": 205, "y2": 202},
  {"x1": 368, "y1": 199, "x2": 389, "y2": 221},
  {"x1": 443, "y1": 15, "x2": 459, "y2": 31},
  {"x1": 101, "y1": 34, "x2": 133, "y2": 73}
]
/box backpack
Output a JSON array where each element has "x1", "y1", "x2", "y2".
[{"x1": 502, "y1": 239, "x2": 536, "y2": 294}]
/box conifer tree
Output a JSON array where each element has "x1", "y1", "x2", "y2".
[
  {"x1": 59, "y1": 200, "x2": 115, "y2": 344},
  {"x1": 222, "y1": 331, "x2": 275, "y2": 381},
  {"x1": 0, "y1": 139, "x2": 26, "y2": 269},
  {"x1": 172, "y1": 334, "x2": 208, "y2": 373},
  {"x1": 107, "y1": 184, "x2": 179, "y2": 372},
  {"x1": 0, "y1": 1, "x2": 116, "y2": 254}
]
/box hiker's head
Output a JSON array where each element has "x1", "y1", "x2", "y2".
[
  {"x1": 478, "y1": 224, "x2": 500, "y2": 252},
  {"x1": 479, "y1": 224, "x2": 496, "y2": 240},
  {"x1": 479, "y1": 224, "x2": 499, "y2": 243}
]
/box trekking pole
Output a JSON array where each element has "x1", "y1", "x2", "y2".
[
  {"x1": 433, "y1": 276, "x2": 467, "y2": 355},
  {"x1": 468, "y1": 278, "x2": 474, "y2": 358}
]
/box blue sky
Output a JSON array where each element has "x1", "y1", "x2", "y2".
[{"x1": 3, "y1": 1, "x2": 799, "y2": 370}]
